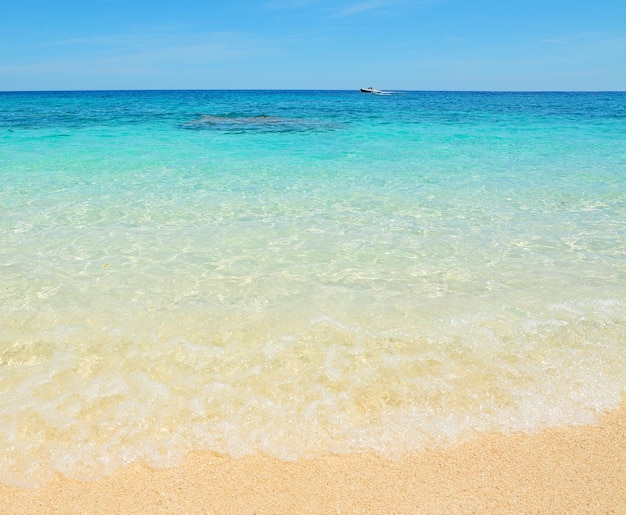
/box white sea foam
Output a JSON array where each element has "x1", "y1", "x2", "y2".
[{"x1": 1, "y1": 292, "x2": 624, "y2": 486}]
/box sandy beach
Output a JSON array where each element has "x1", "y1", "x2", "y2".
[{"x1": 1, "y1": 399, "x2": 623, "y2": 514}]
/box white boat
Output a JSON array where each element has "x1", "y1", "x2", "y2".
[{"x1": 360, "y1": 87, "x2": 382, "y2": 94}]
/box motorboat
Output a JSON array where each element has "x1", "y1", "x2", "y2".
[{"x1": 360, "y1": 87, "x2": 382, "y2": 94}]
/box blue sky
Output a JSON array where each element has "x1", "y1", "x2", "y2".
[{"x1": 1, "y1": 0, "x2": 625, "y2": 91}]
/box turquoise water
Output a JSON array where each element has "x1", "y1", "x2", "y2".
[{"x1": 1, "y1": 90, "x2": 625, "y2": 486}]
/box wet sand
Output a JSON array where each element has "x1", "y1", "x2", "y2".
[{"x1": 2, "y1": 400, "x2": 624, "y2": 514}]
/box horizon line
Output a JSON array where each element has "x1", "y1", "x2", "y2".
[{"x1": 2, "y1": 88, "x2": 625, "y2": 94}]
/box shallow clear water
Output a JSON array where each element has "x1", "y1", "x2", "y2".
[{"x1": 1, "y1": 90, "x2": 625, "y2": 486}]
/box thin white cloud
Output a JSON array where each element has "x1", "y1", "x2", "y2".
[
  {"x1": 331, "y1": 0, "x2": 436, "y2": 18},
  {"x1": 265, "y1": 0, "x2": 320, "y2": 8},
  {"x1": 333, "y1": 0, "x2": 394, "y2": 17},
  {"x1": 264, "y1": 0, "x2": 437, "y2": 20},
  {"x1": 266, "y1": 0, "x2": 405, "y2": 16},
  {"x1": 0, "y1": 30, "x2": 280, "y2": 78},
  {"x1": 52, "y1": 30, "x2": 275, "y2": 60},
  {"x1": 541, "y1": 32, "x2": 605, "y2": 45}
]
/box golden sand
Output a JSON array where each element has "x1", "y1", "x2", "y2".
[{"x1": 1, "y1": 401, "x2": 624, "y2": 514}]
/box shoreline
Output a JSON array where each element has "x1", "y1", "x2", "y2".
[{"x1": 1, "y1": 400, "x2": 624, "y2": 514}]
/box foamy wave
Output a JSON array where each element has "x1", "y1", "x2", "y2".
[{"x1": 1, "y1": 299, "x2": 624, "y2": 487}]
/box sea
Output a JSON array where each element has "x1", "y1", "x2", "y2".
[{"x1": 1, "y1": 90, "x2": 625, "y2": 487}]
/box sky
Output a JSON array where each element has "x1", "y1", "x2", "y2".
[{"x1": 1, "y1": 0, "x2": 625, "y2": 91}]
